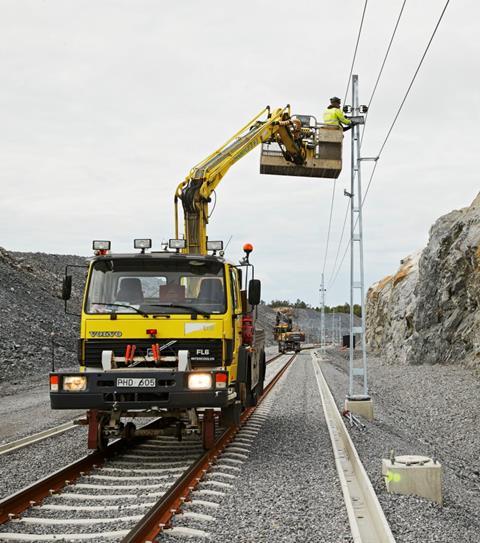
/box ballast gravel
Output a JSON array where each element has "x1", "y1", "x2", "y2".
[
  {"x1": 320, "y1": 349, "x2": 480, "y2": 543},
  {"x1": 0, "y1": 381, "x2": 83, "y2": 445},
  {"x1": 0, "y1": 435, "x2": 205, "y2": 539},
  {"x1": 160, "y1": 353, "x2": 352, "y2": 543},
  {"x1": 0, "y1": 426, "x2": 88, "y2": 500}
]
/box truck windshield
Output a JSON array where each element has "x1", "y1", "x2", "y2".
[{"x1": 85, "y1": 258, "x2": 226, "y2": 315}]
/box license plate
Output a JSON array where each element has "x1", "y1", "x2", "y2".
[{"x1": 116, "y1": 378, "x2": 156, "y2": 388}]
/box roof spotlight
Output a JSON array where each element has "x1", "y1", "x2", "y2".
[
  {"x1": 169, "y1": 239, "x2": 186, "y2": 253},
  {"x1": 134, "y1": 239, "x2": 152, "y2": 253},
  {"x1": 92, "y1": 240, "x2": 111, "y2": 255},
  {"x1": 92, "y1": 240, "x2": 111, "y2": 251},
  {"x1": 206, "y1": 241, "x2": 223, "y2": 254}
]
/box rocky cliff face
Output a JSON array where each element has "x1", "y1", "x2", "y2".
[{"x1": 366, "y1": 193, "x2": 480, "y2": 369}]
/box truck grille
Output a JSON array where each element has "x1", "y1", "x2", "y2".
[{"x1": 84, "y1": 339, "x2": 223, "y2": 369}]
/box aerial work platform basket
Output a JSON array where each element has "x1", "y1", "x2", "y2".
[{"x1": 260, "y1": 116, "x2": 343, "y2": 179}]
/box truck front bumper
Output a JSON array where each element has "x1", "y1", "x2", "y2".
[{"x1": 49, "y1": 370, "x2": 230, "y2": 410}]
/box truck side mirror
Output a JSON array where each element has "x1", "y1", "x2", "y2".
[
  {"x1": 248, "y1": 279, "x2": 261, "y2": 306},
  {"x1": 62, "y1": 275, "x2": 72, "y2": 301}
]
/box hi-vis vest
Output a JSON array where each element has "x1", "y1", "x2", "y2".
[{"x1": 323, "y1": 107, "x2": 351, "y2": 126}]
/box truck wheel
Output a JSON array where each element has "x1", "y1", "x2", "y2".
[
  {"x1": 97, "y1": 419, "x2": 109, "y2": 452},
  {"x1": 221, "y1": 401, "x2": 241, "y2": 428},
  {"x1": 124, "y1": 422, "x2": 136, "y2": 443},
  {"x1": 202, "y1": 409, "x2": 216, "y2": 450},
  {"x1": 257, "y1": 351, "x2": 266, "y2": 396},
  {"x1": 244, "y1": 356, "x2": 257, "y2": 408},
  {"x1": 87, "y1": 410, "x2": 109, "y2": 451}
]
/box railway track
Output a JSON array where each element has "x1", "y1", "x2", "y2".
[
  {"x1": 0, "y1": 351, "x2": 394, "y2": 542},
  {"x1": 0, "y1": 354, "x2": 295, "y2": 542},
  {"x1": 0, "y1": 421, "x2": 77, "y2": 457}
]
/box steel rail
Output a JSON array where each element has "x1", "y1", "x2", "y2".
[
  {"x1": 0, "y1": 437, "x2": 119, "y2": 524},
  {"x1": 0, "y1": 421, "x2": 77, "y2": 457},
  {"x1": 0, "y1": 419, "x2": 163, "y2": 524},
  {"x1": 312, "y1": 353, "x2": 395, "y2": 543},
  {"x1": 265, "y1": 353, "x2": 284, "y2": 365},
  {"x1": 122, "y1": 353, "x2": 297, "y2": 543}
]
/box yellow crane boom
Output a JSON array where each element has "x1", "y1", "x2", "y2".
[{"x1": 174, "y1": 105, "x2": 307, "y2": 254}]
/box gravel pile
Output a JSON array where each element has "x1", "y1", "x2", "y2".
[
  {"x1": 321, "y1": 348, "x2": 480, "y2": 542},
  {"x1": 0, "y1": 247, "x2": 86, "y2": 389},
  {"x1": 160, "y1": 353, "x2": 352, "y2": 543}
]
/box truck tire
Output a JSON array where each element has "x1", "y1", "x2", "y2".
[
  {"x1": 257, "y1": 350, "x2": 266, "y2": 396},
  {"x1": 244, "y1": 354, "x2": 257, "y2": 408},
  {"x1": 221, "y1": 401, "x2": 241, "y2": 427}
]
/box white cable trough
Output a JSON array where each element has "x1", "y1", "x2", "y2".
[{"x1": 312, "y1": 353, "x2": 396, "y2": 543}]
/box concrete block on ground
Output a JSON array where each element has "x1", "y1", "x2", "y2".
[
  {"x1": 344, "y1": 397, "x2": 374, "y2": 421},
  {"x1": 382, "y1": 455, "x2": 443, "y2": 505}
]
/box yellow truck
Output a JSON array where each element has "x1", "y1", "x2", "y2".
[
  {"x1": 273, "y1": 309, "x2": 305, "y2": 353},
  {"x1": 50, "y1": 106, "x2": 344, "y2": 449}
]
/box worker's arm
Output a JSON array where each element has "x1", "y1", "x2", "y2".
[{"x1": 335, "y1": 108, "x2": 351, "y2": 125}]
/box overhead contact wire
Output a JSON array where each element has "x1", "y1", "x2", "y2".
[
  {"x1": 321, "y1": 179, "x2": 337, "y2": 276},
  {"x1": 363, "y1": 0, "x2": 451, "y2": 202},
  {"x1": 327, "y1": 198, "x2": 351, "y2": 288},
  {"x1": 329, "y1": 237, "x2": 350, "y2": 289},
  {"x1": 343, "y1": 0, "x2": 369, "y2": 104},
  {"x1": 360, "y1": 0, "x2": 408, "y2": 147}
]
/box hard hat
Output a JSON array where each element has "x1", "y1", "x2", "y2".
[{"x1": 330, "y1": 96, "x2": 341, "y2": 104}]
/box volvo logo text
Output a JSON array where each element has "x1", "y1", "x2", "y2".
[{"x1": 89, "y1": 331, "x2": 123, "y2": 338}]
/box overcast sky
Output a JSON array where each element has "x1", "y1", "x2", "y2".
[{"x1": 0, "y1": 0, "x2": 478, "y2": 306}]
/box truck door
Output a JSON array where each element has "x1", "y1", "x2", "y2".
[{"x1": 229, "y1": 268, "x2": 243, "y2": 368}]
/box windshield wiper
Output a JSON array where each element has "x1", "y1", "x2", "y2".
[
  {"x1": 147, "y1": 303, "x2": 211, "y2": 317},
  {"x1": 90, "y1": 302, "x2": 148, "y2": 317}
]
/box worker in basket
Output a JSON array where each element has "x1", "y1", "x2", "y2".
[
  {"x1": 323, "y1": 96, "x2": 353, "y2": 132},
  {"x1": 278, "y1": 117, "x2": 314, "y2": 147}
]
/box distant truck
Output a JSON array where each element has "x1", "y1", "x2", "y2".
[
  {"x1": 278, "y1": 330, "x2": 305, "y2": 353},
  {"x1": 273, "y1": 309, "x2": 305, "y2": 353}
]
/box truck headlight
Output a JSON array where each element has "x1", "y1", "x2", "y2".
[
  {"x1": 187, "y1": 373, "x2": 212, "y2": 390},
  {"x1": 63, "y1": 375, "x2": 87, "y2": 391}
]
